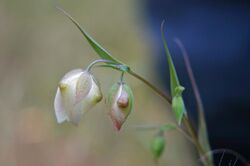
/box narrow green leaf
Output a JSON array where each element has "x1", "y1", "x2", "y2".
[
  {"x1": 56, "y1": 6, "x2": 121, "y2": 64},
  {"x1": 161, "y1": 21, "x2": 186, "y2": 124},
  {"x1": 161, "y1": 22, "x2": 180, "y2": 97}
]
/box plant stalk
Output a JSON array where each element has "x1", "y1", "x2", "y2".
[
  {"x1": 94, "y1": 62, "x2": 212, "y2": 165},
  {"x1": 127, "y1": 69, "x2": 213, "y2": 166},
  {"x1": 183, "y1": 117, "x2": 213, "y2": 166},
  {"x1": 128, "y1": 70, "x2": 172, "y2": 104}
]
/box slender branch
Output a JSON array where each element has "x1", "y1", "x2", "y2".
[
  {"x1": 175, "y1": 125, "x2": 196, "y2": 145},
  {"x1": 184, "y1": 116, "x2": 213, "y2": 166},
  {"x1": 131, "y1": 123, "x2": 195, "y2": 145},
  {"x1": 120, "y1": 71, "x2": 125, "y2": 83},
  {"x1": 183, "y1": 117, "x2": 203, "y2": 152},
  {"x1": 128, "y1": 69, "x2": 172, "y2": 104}
]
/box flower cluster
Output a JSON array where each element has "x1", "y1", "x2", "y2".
[{"x1": 54, "y1": 64, "x2": 134, "y2": 130}]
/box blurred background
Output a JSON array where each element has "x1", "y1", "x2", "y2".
[
  {"x1": 0, "y1": 0, "x2": 249, "y2": 166},
  {"x1": 144, "y1": 0, "x2": 250, "y2": 164}
]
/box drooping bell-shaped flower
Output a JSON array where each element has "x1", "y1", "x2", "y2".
[
  {"x1": 54, "y1": 69, "x2": 102, "y2": 125},
  {"x1": 107, "y1": 82, "x2": 134, "y2": 131}
]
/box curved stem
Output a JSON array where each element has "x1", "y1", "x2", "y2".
[
  {"x1": 120, "y1": 71, "x2": 125, "y2": 83},
  {"x1": 93, "y1": 64, "x2": 172, "y2": 103},
  {"x1": 86, "y1": 59, "x2": 116, "y2": 72}
]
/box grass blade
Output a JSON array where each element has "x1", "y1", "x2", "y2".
[
  {"x1": 161, "y1": 21, "x2": 186, "y2": 125},
  {"x1": 56, "y1": 6, "x2": 121, "y2": 64}
]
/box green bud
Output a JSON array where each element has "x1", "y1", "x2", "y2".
[
  {"x1": 151, "y1": 132, "x2": 165, "y2": 160},
  {"x1": 172, "y1": 85, "x2": 186, "y2": 125},
  {"x1": 174, "y1": 86, "x2": 185, "y2": 97},
  {"x1": 107, "y1": 82, "x2": 134, "y2": 131},
  {"x1": 172, "y1": 95, "x2": 185, "y2": 125}
]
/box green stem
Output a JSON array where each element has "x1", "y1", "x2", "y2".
[
  {"x1": 183, "y1": 116, "x2": 213, "y2": 166},
  {"x1": 94, "y1": 62, "x2": 212, "y2": 166},
  {"x1": 128, "y1": 69, "x2": 212, "y2": 166},
  {"x1": 127, "y1": 70, "x2": 172, "y2": 104},
  {"x1": 86, "y1": 59, "x2": 116, "y2": 72}
]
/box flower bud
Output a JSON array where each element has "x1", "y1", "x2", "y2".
[
  {"x1": 107, "y1": 82, "x2": 134, "y2": 131},
  {"x1": 54, "y1": 69, "x2": 102, "y2": 125},
  {"x1": 151, "y1": 132, "x2": 165, "y2": 160}
]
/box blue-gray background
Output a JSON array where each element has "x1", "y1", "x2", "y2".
[{"x1": 145, "y1": 0, "x2": 250, "y2": 161}]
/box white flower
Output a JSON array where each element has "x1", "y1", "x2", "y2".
[
  {"x1": 54, "y1": 69, "x2": 102, "y2": 125},
  {"x1": 107, "y1": 82, "x2": 134, "y2": 130}
]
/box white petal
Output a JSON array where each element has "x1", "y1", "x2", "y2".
[
  {"x1": 86, "y1": 76, "x2": 103, "y2": 106},
  {"x1": 75, "y1": 75, "x2": 102, "y2": 112},
  {"x1": 60, "y1": 69, "x2": 83, "y2": 84},
  {"x1": 59, "y1": 69, "x2": 83, "y2": 122},
  {"x1": 55, "y1": 69, "x2": 102, "y2": 125},
  {"x1": 54, "y1": 88, "x2": 69, "y2": 123},
  {"x1": 111, "y1": 84, "x2": 124, "y2": 120},
  {"x1": 75, "y1": 72, "x2": 92, "y2": 104},
  {"x1": 70, "y1": 76, "x2": 103, "y2": 124}
]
